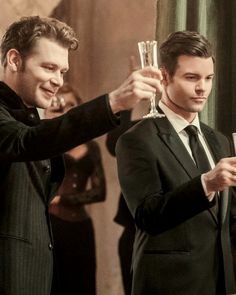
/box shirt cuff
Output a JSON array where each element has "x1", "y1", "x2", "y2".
[
  {"x1": 201, "y1": 174, "x2": 216, "y2": 202},
  {"x1": 105, "y1": 94, "x2": 120, "y2": 126}
]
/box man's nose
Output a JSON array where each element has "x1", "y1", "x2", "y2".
[
  {"x1": 50, "y1": 72, "x2": 63, "y2": 87},
  {"x1": 195, "y1": 80, "x2": 205, "y2": 92}
]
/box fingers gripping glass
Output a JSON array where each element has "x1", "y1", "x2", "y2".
[{"x1": 138, "y1": 40, "x2": 164, "y2": 118}]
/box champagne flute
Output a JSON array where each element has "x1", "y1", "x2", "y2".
[
  {"x1": 138, "y1": 40, "x2": 164, "y2": 118},
  {"x1": 232, "y1": 133, "x2": 236, "y2": 155}
]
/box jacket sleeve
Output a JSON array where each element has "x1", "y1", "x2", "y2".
[{"x1": 0, "y1": 94, "x2": 119, "y2": 162}]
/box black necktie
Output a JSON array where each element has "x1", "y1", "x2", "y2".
[{"x1": 185, "y1": 125, "x2": 211, "y2": 173}]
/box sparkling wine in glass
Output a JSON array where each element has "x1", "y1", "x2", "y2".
[{"x1": 138, "y1": 40, "x2": 164, "y2": 118}]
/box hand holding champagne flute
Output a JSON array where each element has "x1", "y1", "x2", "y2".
[{"x1": 138, "y1": 40, "x2": 164, "y2": 118}]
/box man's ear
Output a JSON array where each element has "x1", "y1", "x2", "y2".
[
  {"x1": 6, "y1": 49, "x2": 22, "y2": 72},
  {"x1": 160, "y1": 67, "x2": 170, "y2": 86}
]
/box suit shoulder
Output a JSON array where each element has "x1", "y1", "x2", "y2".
[
  {"x1": 116, "y1": 119, "x2": 158, "y2": 155},
  {"x1": 121, "y1": 118, "x2": 156, "y2": 138}
]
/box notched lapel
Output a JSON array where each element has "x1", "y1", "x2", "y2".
[
  {"x1": 202, "y1": 125, "x2": 230, "y2": 225},
  {"x1": 201, "y1": 125, "x2": 223, "y2": 163},
  {"x1": 154, "y1": 118, "x2": 200, "y2": 179}
]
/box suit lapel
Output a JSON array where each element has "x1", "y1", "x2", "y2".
[
  {"x1": 201, "y1": 124, "x2": 229, "y2": 224},
  {"x1": 154, "y1": 117, "x2": 200, "y2": 179},
  {"x1": 200, "y1": 124, "x2": 224, "y2": 163},
  {"x1": 154, "y1": 118, "x2": 229, "y2": 225}
]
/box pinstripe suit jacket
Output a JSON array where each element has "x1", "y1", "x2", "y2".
[
  {"x1": 0, "y1": 81, "x2": 118, "y2": 295},
  {"x1": 116, "y1": 116, "x2": 236, "y2": 295}
]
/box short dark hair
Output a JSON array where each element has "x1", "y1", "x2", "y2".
[
  {"x1": 160, "y1": 31, "x2": 214, "y2": 76},
  {"x1": 0, "y1": 15, "x2": 79, "y2": 67}
]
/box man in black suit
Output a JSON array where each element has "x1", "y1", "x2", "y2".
[
  {"x1": 116, "y1": 31, "x2": 236, "y2": 295},
  {"x1": 0, "y1": 16, "x2": 162, "y2": 295}
]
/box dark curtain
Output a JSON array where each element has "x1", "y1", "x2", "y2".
[{"x1": 156, "y1": 0, "x2": 236, "y2": 137}]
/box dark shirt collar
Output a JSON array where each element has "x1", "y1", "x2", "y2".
[{"x1": 0, "y1": 81, "x2": 40, "y2": 126}]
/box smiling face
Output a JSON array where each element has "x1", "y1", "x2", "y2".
[
  {"x1": 161, "y1": 55, "x2": 214, "y2": 122},
  {"x1": 5, "y1": 37, "x2": 69, "y2": 109}
]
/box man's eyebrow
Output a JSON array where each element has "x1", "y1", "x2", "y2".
[
  {"x1": 183, "y1": 72, "x2": 214, "y2": 76},
  {"x1": 41, "y1": 62, "x2": 69, "y2": 71}
]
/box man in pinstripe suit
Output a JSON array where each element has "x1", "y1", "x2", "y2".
[{"x1": 0, "y1": 16, "x2": 162, "y2": 295}]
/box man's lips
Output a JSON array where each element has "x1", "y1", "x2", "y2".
[
  {"x1": 191, "y1": 96, "x2": 206, "y2": 101},
  {"x1": 41, "y1": 87, "x2": 58, "y2": 98}
]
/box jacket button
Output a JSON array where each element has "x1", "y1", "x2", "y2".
[
  {"x1": 44, "y1": 165, "x2": 51, "y2": 173},
  {"x1": 28, "y1": 113, "x2": 36, "y2": 120},
  {"x1": 48, "y1": 243, "x2": 53, "y2": 250}
]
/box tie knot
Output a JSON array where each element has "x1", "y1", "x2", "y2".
[{"x1": 185, "y1": 125, "x2": 198, "y2": 137}]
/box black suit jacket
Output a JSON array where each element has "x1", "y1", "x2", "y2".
[
  {"x1": 116, "y1": 116, "x2": 236, "y2": 295},
  {"x1": 0, "y1": 81, "x2": 119, "y2": 295}
]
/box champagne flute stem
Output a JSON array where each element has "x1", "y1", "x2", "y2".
[{"x1": 150, "y1": 93, "x2": 157, "y2": 113}]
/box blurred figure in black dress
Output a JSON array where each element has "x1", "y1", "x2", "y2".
[
  {"x1": 106, "y1": 56, "x2": 144, "y2": 294},
  {"x1": 45, "y1": 83, "x2": 106, "y2": 295},
  {"x1": 106, "y1": 110, "x2": 137, "y2": 295}
]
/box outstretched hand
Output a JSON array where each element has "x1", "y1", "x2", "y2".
[{"x1": 109, "y1": 66, "x2": 163, "y2": 114}]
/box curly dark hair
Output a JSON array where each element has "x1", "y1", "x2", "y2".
[{"x1": 1, "y1": 15, "x2": 79, "y2": 67}]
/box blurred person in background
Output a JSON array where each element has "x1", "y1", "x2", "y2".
[
  {"x1": 45, "y1": 83, "x2": 106, "y2": 295},
  {"x1": 106, "y1": 110, "x2": 135, "y2": 295},
  {"x1": 106, "y1": 56, "x2": 144, "y2": 294}
]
